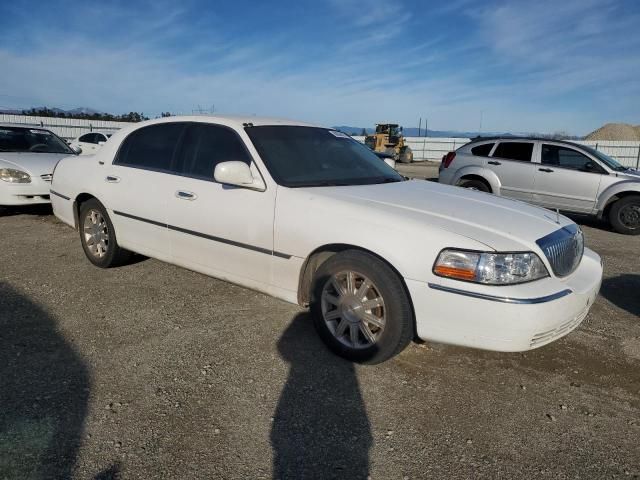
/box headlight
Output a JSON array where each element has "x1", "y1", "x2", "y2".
[
  {"x1": 433, "y1": 249, "x2": 549, "y2": 285},
  {"x1": 0, "y1": 168, "x2": 31, "y2": 183}
]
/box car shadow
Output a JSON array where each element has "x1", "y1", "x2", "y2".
[
  {"x1": 270, "y1": 313, "x2": 372, "y2": 479},
  {"x1": 0, "y1": 282, "x2": 90, "y2": 479},
  {"x1": 600, "y1": 274, "x2": 640, "y2": 317},
  {"x1": 563, "y1": 213, "x2": 614, "y2": 233},
  {"x1": 0, "y1": 204, "x2": 53, "y2": 217}
]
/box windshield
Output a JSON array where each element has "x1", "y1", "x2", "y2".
[
  {"x1": 245, "y1": 126, "x2": 404, "y2": 187},
  {"x1": 581, "y1": 144, "x2": 627, "y2": 171},
  {"x1": 0, "y1": 126, "x2": 74, "y2": 154}
]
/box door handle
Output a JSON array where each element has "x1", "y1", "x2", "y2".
[
  {"x1": 105, "y1": 175, "x2": 120, "y2": 183},
  {"x1": 538, "y1": 168, "x2": 554, "y2": 173},
  {"x1": 176, "y1": 190, "x2": 197, "y2": 200},
  {"x1": 488, "y1": 161, "x2": 501, "y2": 165}
]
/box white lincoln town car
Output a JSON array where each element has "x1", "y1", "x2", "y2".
[{"x1": 50, "y1": 116, "x2": 603, "y2": 363}]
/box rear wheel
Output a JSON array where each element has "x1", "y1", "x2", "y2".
[
  {"x1": 310, "y1": 250, "x2": 414, "y2": 364},
  {"x1": 79, "y1": 198, "x2": 132, "y2": 267},
  {"x1": 459, "y1": 178, "x2": 490, "y2": 192},
  {"x1": 609, "y1": 196, "x2": 640, "y2": 235}
]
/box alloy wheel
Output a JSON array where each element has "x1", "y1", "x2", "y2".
[
  {"x1": 619, "y1": 203, "x2": 640, "y2": 230},
  {"x1": 320, "y1": 270, "x2": 386, "y2": 349},
  {"x1": 83, "y1": 209, "x2": 109, "y2": 258}
]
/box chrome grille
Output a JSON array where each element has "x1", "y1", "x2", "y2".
[
  {"x1": 536, "y1": 224, "x2": 584, "y2": 277},
  {"x1": 40, "y1": 174, "x2": 53, "y2": 182}
]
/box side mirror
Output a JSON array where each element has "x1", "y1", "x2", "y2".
[
  {"x1": 72, "y1": 146, "x2": 82, "y2": 154},
  {"x1": 214, "y1": 161, "x2": 265, "y2": 190},
  {"x1": 383, "y1": 158, "x2": 396, "y2": 169}
]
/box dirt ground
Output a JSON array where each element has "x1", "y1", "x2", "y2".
[{"x1": 1, "y1": 192, "x2": 639, "y2": 479}]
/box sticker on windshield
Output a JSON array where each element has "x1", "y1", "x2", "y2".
[
  {"x1": 30, "y1": 129, "x2": 50, "y2": 135},
  {"x1": 329, "y1": 130, "x2": 350, "y2": 139}
]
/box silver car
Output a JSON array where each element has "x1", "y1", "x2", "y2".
[{"x1": 439, "y1": 137, "x2": 640, "y2": 235}]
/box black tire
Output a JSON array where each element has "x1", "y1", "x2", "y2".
[
  {"x1": 78, "y1": 198, "x2": 132, "y2": 267},
  {"x1": 609, "y1": 196, "x2": 640, "y2": 235},
  {"x1": 310, "y1": 250, "x2": 414, "y2": 364},
  {"x1": 459, "y1": 178, "x2": 490, "y2": 192}
]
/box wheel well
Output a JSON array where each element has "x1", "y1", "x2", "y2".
[
  {"x1": 602, "y1": 191, "x2": 640, "y2": 218},
  {"x1": 73, "y1": 193, "x2": 96, "y2": 229},
  {"x1": 297, "y1": 243, "x2": 411, "y2": 300},
  {"x1": 297, "y1": 243, "x2": 419, "y2": 340},
  {"x1": 458, "y1": 175, "x2": 492, "y2": 192}
]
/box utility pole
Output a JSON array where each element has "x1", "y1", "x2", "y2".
[
  {"x1": 479, "y1": 110, "x2": 483, "y2": 134},
  {"x1": 425, "y1": 118, "x2": 428, "y2": 137},
  {"x1": 418, "y1": 117, "x2": 422, "y2": 137}
]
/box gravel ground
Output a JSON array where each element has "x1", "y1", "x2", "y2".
[{"x1": 1, "y1": 199, "x2": 639, "y2": 480}]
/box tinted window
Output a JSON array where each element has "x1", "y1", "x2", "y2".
[
  {"x1": 0, "y1": 126, "x2": 73, "y2": 154},
  {"x1": 542, "y1": 145, "x2": 602, "y2": 172},
  {"x1": 116, "y1": 123, "x2": 185, "y2": 171},
  {"x1": 79, "y1": 133, "x2": 95, "y2": 143},
  {"x1": 493, "y1": 142, "x2": 533, "y2": 162},
  {"x1": 176, "y1": 124, "x2": 252, "y2": 180},
  {"x1": 245, "y1": 126, "x2": 403, "y2": 187},
  {"x1": 471, "y1": 143, "x2": 494, "y2": 156}
]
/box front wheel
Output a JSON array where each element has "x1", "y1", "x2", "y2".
[
  {"x1": 609, "y1": 196, "x2": 640, "y2": 235},
  {"x1": 310, "y1": 250, "x2": 414, "y2": 364},
  {"x1": 79, "y1": 198, "x2": 132, "y2": 267}
]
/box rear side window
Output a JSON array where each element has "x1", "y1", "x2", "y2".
[
  {"x1": 175, "y1": 124, "x2": 252, "y2": 181},
  {"x1": 492, "y1": 142, "x2": 533, "y2": 162},
  {"x1": 542, "y1": 144, "x2": 602, "y2": 172},
  {"x1": 471, "y1": 143, "x2": 494, "y2": 156},
  {"x1": 115, "y1": 123, "x2": 186, "y2": 172},
  {"x1": 79, "y1": 133, "x2": 97, "y2": 143}
]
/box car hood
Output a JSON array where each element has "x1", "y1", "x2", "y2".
[
  {"x1": 0, "y1": 152, "x2": 71, "y2": 175},
  {"x1": 303, "y1": 179, "x2": 575, "y2": 252},
  {"x1": 617, "y1": 168, "x2": 640, "y2": 180}
]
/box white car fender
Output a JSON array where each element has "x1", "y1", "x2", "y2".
[{"x1": 595, "y1": 180, "x2": 640, "y2": 213}]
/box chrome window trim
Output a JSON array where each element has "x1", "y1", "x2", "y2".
[{"x1": 427, "y1": 283, "x2": 572, "y2": 304}]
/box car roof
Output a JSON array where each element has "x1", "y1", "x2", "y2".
[
  {"x1": 467, "y1": 136, "x2": 583, "y2": 148},
  {"x1": 130, "y1": 115, "x2": 320, "y2": 130}
]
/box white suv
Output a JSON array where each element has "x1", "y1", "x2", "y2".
[{"x1": 439, "y1": 137, "x2": 640, "y2": 235}]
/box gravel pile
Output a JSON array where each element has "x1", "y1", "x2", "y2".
[{"x1": 585, "y1": 123, "x2": 640, "y2": 141}]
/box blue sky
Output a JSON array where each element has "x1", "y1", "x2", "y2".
[{"x1": 0, "y1": 0, "x2": 639, "y2": 135}]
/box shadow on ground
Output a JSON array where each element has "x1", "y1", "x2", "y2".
[
  {"x1": 0, "y1": 204, "x2": 53, "y2": 218},
  {"x1": 270, "y1": 313, "x2": 372, "y2": 480},
  {"x1": 600, "y1": 274, "x2": 640, "y2": 317},
  {"x1": 0, "y1": 282, "x2": 90, "y2": 479}
]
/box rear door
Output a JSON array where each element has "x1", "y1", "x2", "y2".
[
  {"x1": 102, "y1": 122, "x2": 187, "y2": 261},
  {"x1": 532, "y1": 143, "x2": 604, "y2": 213},
  {"x1": 489, "y1": 141, "x2": 536, "y2": 201}
]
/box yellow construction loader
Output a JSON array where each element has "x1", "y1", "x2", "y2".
[{"x1": 364, "y1": 124, "x2": 413, "y2": 163}]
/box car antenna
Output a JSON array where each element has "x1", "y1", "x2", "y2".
[{"x1": 556, "y1": 208, "x2": 560, "y2": 224}]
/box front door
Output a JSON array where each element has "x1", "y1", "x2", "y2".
[
  {"x1": 532, "y1": 143, "x2": 603, "y2": 213},
  {"x1": 166, "y1": 122, "x2": 275, "y2": 288}
]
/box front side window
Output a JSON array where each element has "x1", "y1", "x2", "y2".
[
  {"x1": 471, "y1": 143, "x2": 494, "y2": 157},
  {"x1": 542, "y1": 144, "x2": 603, "y2": 173},
  {"x1": 115, "y1": 123, "x2": 186, "y2": 171},
  {"x1": 79, "y1": 133, "x2": 94, "y2": 143},
  {"x1": 245, "y1": 126, "x2": 404, "y2": 187},
  {"x1": 492, "y1": 142, "x2": 534, "y2": 162},
  {"x1": 175, "y1": 124, "x2": 252, "y2": 181},
  {"x1": 0, "y1": 126, "x2": 73, "y2": 154}
]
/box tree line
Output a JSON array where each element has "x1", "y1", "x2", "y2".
[{"x1": 20, "y1": 107, "x2": 149, "y2": 123}]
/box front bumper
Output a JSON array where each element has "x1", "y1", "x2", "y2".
[
  {"x1": 408, "y1": 247, "x2": 603, "y2": 351},
  {"x1": 0, "y1": 179, "x2": 52, "y2": 206}
]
